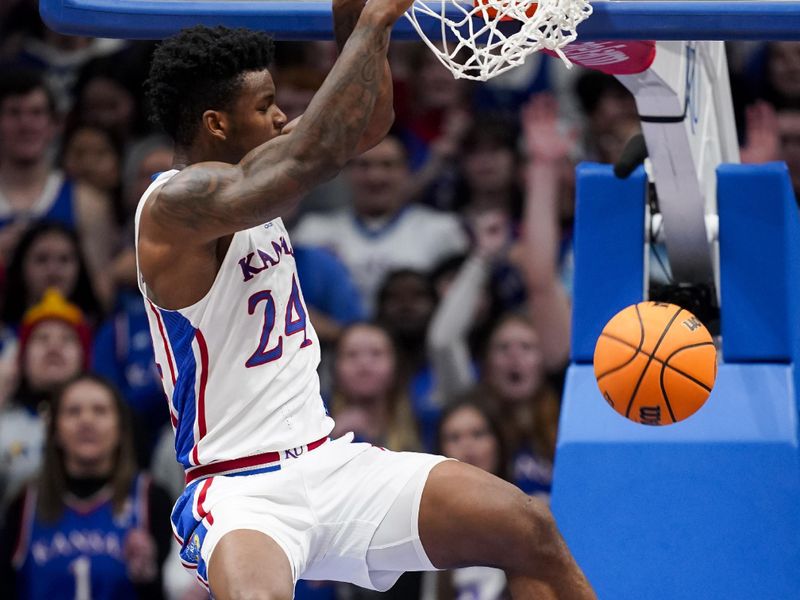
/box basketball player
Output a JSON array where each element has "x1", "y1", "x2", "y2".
[{"x1": 136, "y1": 0, "x2": 596, "y2": 598}]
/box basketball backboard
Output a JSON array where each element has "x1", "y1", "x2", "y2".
[{"x1": 39, "y1": 0, "x2": 800, "y2": 41}]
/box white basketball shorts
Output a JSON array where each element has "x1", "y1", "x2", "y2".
[{"x1": 170, "y1": 433, "x2": 448, "y2": 593}]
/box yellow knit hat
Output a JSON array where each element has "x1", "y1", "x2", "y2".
[
  {"x1": 21, "y1": 288, "x2": 86, "y2": 328},
  {"x1": 19, "y1": 288, "x2": 91, "y2": 368}
]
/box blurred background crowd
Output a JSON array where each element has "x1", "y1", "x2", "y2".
[{"x1": 0, "y1": 0, "x2": 799, "y2": 598}]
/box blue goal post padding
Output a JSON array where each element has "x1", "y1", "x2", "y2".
[
  {"x1": 570, "y1": 163, "x2": 646, "y2": 364},
  {"x1": 717, "y1": 162, "x2": 800, "y2": 364},
  {"x1": 40, "y1": 0, "x2": 800, "y2": 41}
]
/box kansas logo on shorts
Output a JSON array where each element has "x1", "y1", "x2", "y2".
[
  {"x1": 175, "y1": 522, "x2": 210, "y2": 588},
  {"x1": 186, "y1": 533, "x2": 201, "y2": 562},
  {"x1": 170, "y1": 480, "x2": 212, "y2": 588}
]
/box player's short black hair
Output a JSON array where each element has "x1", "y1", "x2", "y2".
[
  {"x1": 146, "y1": 25, "x2": 275, "y2": 146},
  {"x1": 0, "y1": 68, "x2": 57, "y2": 115}
]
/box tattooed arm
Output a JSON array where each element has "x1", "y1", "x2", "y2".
[
  {"x1": 333, "y1": 0, "x2": 394, "y2": 153},
  {"x1": 282, "y1": 0, "x2": 394, "y2": 151},
  {"x1": 148, "y1": 0, "x2": 408, "y2": 244}
]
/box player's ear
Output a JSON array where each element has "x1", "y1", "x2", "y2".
[{"x1": 202, "y1": 109, "x2": 228, "y2": 141}]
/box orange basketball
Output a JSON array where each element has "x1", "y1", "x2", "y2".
[
  {"x1": 593, "y1": 301, "x2": 717, "y2": 425},
  {"x1": 473, "y1": 0, "x2": 537, "y2": 22}
]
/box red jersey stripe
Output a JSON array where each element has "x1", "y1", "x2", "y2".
[
  {"x1": 184, "y1": 436, "x2": 328, "y2": 484},
  {"x1": 196, "y1": 477, "x2": 213, "y2": 523},
  {"x1": 190, "y1": 329, "x2": 210, "y2": 465},
  {"x1": 195, "y1": 329, "x2": 209, "y2": 441},
  {"x1": 147, "y1": 300, "x2": 177, "y2": 385}
]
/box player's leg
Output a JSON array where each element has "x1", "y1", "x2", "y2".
[
  {"x1": 207, "y1": 529, "x2": 294, "y2": 600},
  {"x1": 418, "y1": 460, "x2": 595, "y2": 600}
]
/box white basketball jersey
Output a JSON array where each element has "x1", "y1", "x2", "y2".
[{"x1": 135, "y1": 170, "x2": 334, "y2": 470}]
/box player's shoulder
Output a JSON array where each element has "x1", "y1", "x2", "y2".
[{"x1": 136, "y1": 169, "x2": 181, "y2": 218}]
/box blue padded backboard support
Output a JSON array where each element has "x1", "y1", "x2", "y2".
[
  {"x1": 570, "y1": 163, "x2": 646, "y2": 364},
  {"x1": 552, "y1": 163, "x2": 800, "y2": 600},
  {"x1": 718, "y1": 162, "x2": 800, "y2": 364},
  {"x1": 40, "y1": 0, "x2": 800, "y2": 41}
]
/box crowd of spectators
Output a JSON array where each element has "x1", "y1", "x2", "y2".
[{"x1": 1, "y1": 0, "x2": 799, "y2": 597}]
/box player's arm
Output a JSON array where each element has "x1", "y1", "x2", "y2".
[
  {"x1": 332, "y1": 0, "x2": 394, "y2": 153},
  {"x1": 150, "y1": 0, "x2": 409, "y2": 244},
  {"x1": 281, "y1": 0, "x2": 394, "y2": 153}
]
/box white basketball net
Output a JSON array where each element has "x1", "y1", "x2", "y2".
[{"x1": 403, "y1": 0, "x2": 593, "y2": 81}]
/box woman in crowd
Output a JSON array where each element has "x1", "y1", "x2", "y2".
[
  {"x1": 439, "y1": 400, "x2": 510, "y2": 482},
  {"x1": 330, "y1": 322, "x2": 422, "y2": 453},
  {"x1": 0, "y1": 373, "x2": 172, "y2": 599},
  {"x1": 1, "y1": 221, "x2": 103, "y2": 329},
  {"x1": 478, "y1": 314, "x2": 562, "y2": 496},
  {"x1": 433, "y1": 307, "x2": 563, "y2": 496},
  {"x1": 0, "y1": 289, "x2": 91, "y2": 509}
]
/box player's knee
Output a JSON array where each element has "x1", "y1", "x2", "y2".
[
  {"x1": 220, "y1": 569, "x2": 293, "y2": 600},
  {"x1": 227, "y1": 587, "x2": 292, "y2": 600},
  {"x1": 518, "y1": 494, "x2": 562, "y2": 556}
]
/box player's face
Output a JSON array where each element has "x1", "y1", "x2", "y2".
[
  {"x1": 347, "y1": 137, "x2": 410, "y2": 218},
  {"x1": 23, "y1": 231, "x2": 80, "y2": 304},
  {"x1": 226, "y1": 70, "x2": 287, "y2": 160},
  {"x1": 24, "y1": 320, "x2": 84, "y2": 391},
  {"x1": 0, "y1": 89, "x2": 57, "y2": 164},
  {"x1": 440, "y1": 406, "x2": 500, "y2": 475},
  {"x1": 335, "y1": 325, "x2": 396, "y2": 400},
  {"x1": 56, "y1": 380, "x2": 120, "y2": 474},
  {"x1": 485, "y1": 319, "x2": 544, "y2": 403}
]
